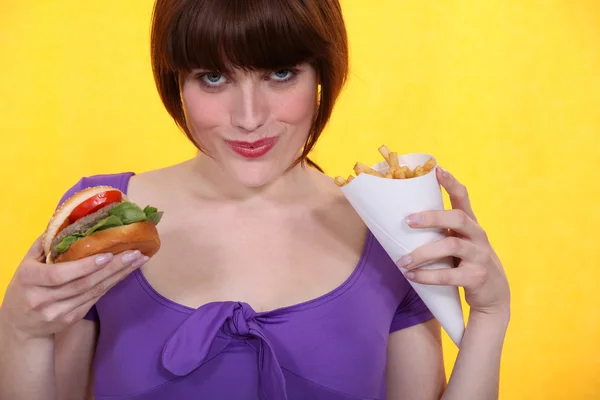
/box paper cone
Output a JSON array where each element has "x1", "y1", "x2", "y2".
[{"x1": 340, "y1": 153, "x2": 465, "y2": 346}]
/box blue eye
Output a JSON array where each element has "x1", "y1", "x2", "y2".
[
  {"x1": 200, "y1": 72, "x2": 226, "y2": 86},
  {"x1": 270, "y1": 69, "x2": 295, "y2": 82}
]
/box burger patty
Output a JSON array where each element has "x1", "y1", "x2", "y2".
[{"x1": 51, "y1": 202, "x2": 120, "y2": 258}]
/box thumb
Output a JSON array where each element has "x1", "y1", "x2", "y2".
[{"x1": 25, "y1": 233, "x2": 46, "y2": 262}]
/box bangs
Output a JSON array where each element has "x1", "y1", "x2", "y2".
[{"x1": 165, "y1": 0, "x2": 326, "y2": 73}]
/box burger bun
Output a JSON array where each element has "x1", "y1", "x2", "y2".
[{"x1": 53, "y1": 220, "x2": 161, "y2": 264}]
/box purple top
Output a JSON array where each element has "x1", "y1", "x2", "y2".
[{"x1": 56, "y1": 173, "x2": 434, "y2": 400}]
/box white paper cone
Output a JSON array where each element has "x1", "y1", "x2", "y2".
[{"x1": 340, "y1": 153, "x2": 465, "y2": 346}]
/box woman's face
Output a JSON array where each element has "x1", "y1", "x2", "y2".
[{"x1": 180, "y1": 63, "x2": 318, "y2": 188}]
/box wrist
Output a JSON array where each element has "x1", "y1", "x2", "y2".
[{"x1": 468, "y1": 308, "x2": 510, "y2": 330}]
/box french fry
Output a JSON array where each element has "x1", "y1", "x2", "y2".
[
  {"x1": 353, "y1": 162, "x2": 385, "y2": 177},
  {"x1": 334, "y1": 175, "x2": 357, "y2": 188},
  {"x1": 334, "y1": 145, "x2": 438, "y2": 186},
  {"x1": 414, "y1": 166, "x2": 426, "y2": 177},
  {"x1": 423, "y1": 158, "x2": 436, "y2": 173},
  {"x1": 388, "y1": 152, "x2": 400, "y2": 170},
  {"x1": 378, "y1": 145, "x2": 391, "y2": 162},
  {"x1": 334, "y1": 176, "x2": 347, "y2": 187},
  {"x1": 392, "y1": 168, "x2": 406, "y2": 179}
]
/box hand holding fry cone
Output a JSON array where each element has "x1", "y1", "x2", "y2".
[{"x1": 334, "y1": 146, "x2": 465, "y2": 346}]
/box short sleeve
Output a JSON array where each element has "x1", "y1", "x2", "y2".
[
  {"x1": 55, "y1": 178, "x2": 87, "y2": 210},
  {"x1": 390, "y1": 284, "x2": 435, "y2": 333},
  {"x1": 52, "y1": 172, "x2": 135, "y2": 322}
]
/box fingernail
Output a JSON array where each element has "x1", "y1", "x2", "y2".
[
  {"x1": 122, "y1": 250, "x2": 142, "y2": 264},
  {"x1": 439, "y1": 166, "x2": 449, "y2": 178},
  {"x1": 405, "y1": 272, "x2": 416, "y2": 280},
  {"x1": 131, "y1": 256, "x2": 150, "y2": 269},
  {"x1": 95, "y1": 253, "x2": 113, "y2": 266},
  {"x1": 397, "y1": 255, "x2": 412, "y2": 268},
  {"x1": 406, "y1": 214, "x2": 424, "y2": 226}
]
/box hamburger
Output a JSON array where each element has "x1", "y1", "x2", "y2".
[{"x1": 43, "y1": 186, "x2": 163, "y2": 264}]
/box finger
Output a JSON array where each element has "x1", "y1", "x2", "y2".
[
  {"x1": 406, "y1": 209, "x2": 487, "y2": 243},
  {"x1": 57, "y1": 254, "x2": 149, "y2": 311},
  {"x1": 18, "y1": 253, "x2": 116, "y2": 287},
  {"x1": 39, "y1": 291, "x2": 101, "y2": 329},
  {"x1": 21, "y1": 252, "x2": 145, "y2": 313},
  {"x1": 436, "y1": 167, "x2": 477, "y2": 222},
  {"x1": 405, "y1": 263, "x2": 488, "y2": 289},
  {"x1": 396, "y1": 236, "x2": 480, "y2": 270},
  {"x1": 54, "y1": 251, "x2": 146, "y2": 300},
  {"x1": 62, "y1": 295, "x2": 99, "y2": 327}
]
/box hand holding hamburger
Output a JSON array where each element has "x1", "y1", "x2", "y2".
[
  {"x1": 0, "y1": 186, "x2": 163, "y2": 340},
  {"x1": 43, "y1": 186, "x2": 163, "y2": 263}
]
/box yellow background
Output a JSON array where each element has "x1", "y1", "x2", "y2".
[{"x1": 1, "y1": 1, "x2": 598, "y2": 398}]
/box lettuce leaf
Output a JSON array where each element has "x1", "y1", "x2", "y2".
[
  {"x1": 143, "y1": 206, "x2": 163, "y2": 225},
  {"x1": 54, "y1": 234, "x2": 85, "y2": 254},
  {"x1": 109, "y1": 202, "x2": 148, "y2": 225},
  {"x1": 84, "y1": 215, "x2": 124, "y2": 236},
  {"x1": 52, "y1": 202, "x2": 163, "y2": 256}
]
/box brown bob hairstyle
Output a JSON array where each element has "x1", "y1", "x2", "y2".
[{"x1": 150, "y1": 0, "x2": 349, "y2": 171}]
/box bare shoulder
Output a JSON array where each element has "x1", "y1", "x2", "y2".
[
  {"x1": 125, "y1": 161, "x2": 193, "y2": 205},
  {"x1": 310, "y1": 170, "x2": 368, "y2": 253},
  {"x1": 127, "y1": 162, "x2": 187, "y2": 192},
  {"x1": 322, "y1": 181, "x2": 362, "y2": 225}
]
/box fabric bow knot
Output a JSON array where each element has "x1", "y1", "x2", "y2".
[{"x1": 162, "y1": 302, "x2": 287, "y2": 400}]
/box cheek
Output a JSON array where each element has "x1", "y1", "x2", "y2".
[
  {"x1": 181, "y1": 85, "x2": 224, "y2": 135},
  {"x1": 272, "y1": 86, "x2": 316, "y2": 128}
]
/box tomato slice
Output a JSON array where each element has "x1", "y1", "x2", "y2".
[
  {"x1": 68, "y1": 190, "x2": 123, "y2": 223},
  {"x1": 56, "y1": 218, "x2": 71, "y2": 235}
]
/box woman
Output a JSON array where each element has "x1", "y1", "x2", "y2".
[{"x1": 0, "y1": 1, "x2": 510, "y2": 399}]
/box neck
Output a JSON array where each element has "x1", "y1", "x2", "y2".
[{"x1": 182, "y1": 153, "x2": 320, "y2": 204}]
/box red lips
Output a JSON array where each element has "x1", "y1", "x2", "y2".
[{"x1": 225, "y1": 137, "x2": 279, "y2": 159}]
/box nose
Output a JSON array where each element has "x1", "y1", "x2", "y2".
[{"x1": 231, "y1": 81, "x2": 267, "y2": 132}]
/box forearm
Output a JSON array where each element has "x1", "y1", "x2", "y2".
[
  {"x1": 0, "y1": 315, "x2": 58, "y2": 400},
  {"x1": 441, "y1": 311, "x2": 509, "y2": 400}
]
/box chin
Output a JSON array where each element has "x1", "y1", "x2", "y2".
[{"x1": 227, "y1": 161, "x2": 285, "y2": 188}]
